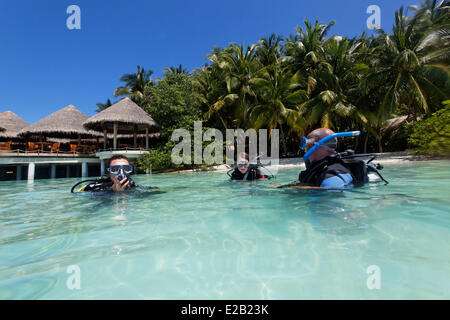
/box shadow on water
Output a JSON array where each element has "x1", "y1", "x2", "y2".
[{"x1": 266, "y1": 183, "x2": 420, "y2": 235}]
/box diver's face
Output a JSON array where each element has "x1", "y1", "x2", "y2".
[
  {"x1": 108, "y1": 159, "x2": 131, "y2": 178},
  {"x1": 307, "y1": 138, "x2": 337, "y2": 162},
  {"x1": 237, "y1": 161, "x2": 249, "y2": 174}
]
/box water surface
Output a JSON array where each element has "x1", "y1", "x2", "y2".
[{"x1": 0, "y1": 160, "x2": 449, "y2": 299}]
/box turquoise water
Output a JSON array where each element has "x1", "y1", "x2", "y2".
[{"x1": 0, "y1": 160, "x2": 449, "y2": 299}]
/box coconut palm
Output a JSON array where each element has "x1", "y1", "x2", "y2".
[
  {"x1": 114, "y1": 65, "x2": 154, "y2": 105},
  {"x1": 194, "y1": 64, "x2": 230, "y2": 129},
  {"x1": 164, "y1": 64, "x2": 189, "y2": 75},
  {"x1": 249, "y1": 65, "x2": 308, "y2": 154},
  {"x1": 256, "y1": 33, "x2": 283, "y2": 67},
  {"x1": 95, "y1": 99, "x2": 113, "y2": 113},
  {"x1": 299, "y1": 37, "x2": 369, "y2": 132},
  {"x1": 362, "y1": 5, "x2": 449, "y2": 120},
  {"x1": 203, "y1": 43, "x2": 261, "y2": 128},
  {"x1": 282, "y1": 19, "x2": 335, "y2": 71}
]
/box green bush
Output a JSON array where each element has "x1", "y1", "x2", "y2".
[
  {"x1": 137, "y1": 133, "x2": 227, "y2": 171},
  {"x1": 136, "y1": 147, "x2": 173, "y2": 171},
  {"x1": 408, "y1": 103, "x2": 450, "y2": 157}
]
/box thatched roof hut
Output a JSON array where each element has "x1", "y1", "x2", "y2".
[
  {"x1": 18, "y1": 105, "x2": 100, "y2": 139},
  {"x1": 83, "y1": 97, "x2": 159, "y2": 133},
  {"x1": 0, "y1": 111, "x2": 30, "y2": 140},
  {"x1": 83, "y1": 97, "x2": 159, "y2": 149}
]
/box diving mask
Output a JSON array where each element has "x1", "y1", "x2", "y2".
[
  {"x1": 237, "y1": 159, "x2": 249, "y2": 168},
  {"x1": 300, "y1": 136, "x2": 337, "y2": 151},
  {"x1": 107, "y1": 164, "x2": 134, "y2": 180}
]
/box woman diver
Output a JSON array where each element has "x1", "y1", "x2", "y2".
[
  {"x1": 71, "y1": 155, "x2": 137, "y2": 193},
  {"x1": 228, "y1": 152, "x2": 271, "y2": 181}
]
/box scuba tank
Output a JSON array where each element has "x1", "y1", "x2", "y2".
[
  {"x1": 299, "y1": 149, "x2": 388, "y2": 187},
  {"x1": 298, "y1": 131, "x2": 388, "y2": 187},
  {"x1": 227, "y1": 154, "x2": 275, "y2": 180}
]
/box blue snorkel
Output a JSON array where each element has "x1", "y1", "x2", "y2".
[{"x1": 302, "y1": 131, "x2": 360, "y2": 162}]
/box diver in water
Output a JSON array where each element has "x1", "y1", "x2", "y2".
[
  {"x1": 71, "y1": 155, "x2": 137, "y2": 193},
  {"x1": 299, "y1": 128, "x2": 353, "y2": 188},
  {"x1": 229, "y1": 152, "x2": 269, "y2": 181},
  {"x1": 298, "y1": 128, "x2": 387, "y2": 188}
]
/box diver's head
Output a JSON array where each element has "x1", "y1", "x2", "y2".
[
  {"x1": 237, "y1": 152, "x2": 249, "y2": 174},
  {"x1": 107, "y1": 155, "x2": 134, "y2": 180},
  {"x1": 305, "y1": 128, "x2": 337, "y2": 162}
]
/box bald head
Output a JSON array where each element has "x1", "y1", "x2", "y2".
[
  {"x1": 305, "y1": 128, "x2": 337, "y2": 162},
  {"x1": 307, "y1": 128, "x2": 335, "y2": 141}
]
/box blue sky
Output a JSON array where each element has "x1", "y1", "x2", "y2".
[{"x1": 0, "y1": 0, "x2": 421, "y2": 123}]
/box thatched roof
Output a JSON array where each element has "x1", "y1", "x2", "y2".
[
  {"x1": 83, "y1": 97, "x2": 159, "y2": 134},
  {"x1": 18, "y1": 105, "x2": 101, "y2": 138},
  {"x1": 0, "y1": 111, "x2": 30, "y2": 139}
]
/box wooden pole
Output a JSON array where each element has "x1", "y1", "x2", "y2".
[
  {"x1": 113, "y1": 122, "x2": 117, "y2": 150},
  {"x1": 134, "y1": 125, "x2": 137, "y2": 149},
  {"x1": 103, "y1": 128, "x2": 107, "y2": 150},
  {"x1": 145, "y1": 128, "x2": 149, "y2": 150}
]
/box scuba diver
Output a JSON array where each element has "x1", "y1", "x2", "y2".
[
  {"x1": 71, "y1": 155, "x2": 137, "y2": 193},
  {"x1": 228, "y1": 152, "x2": 273, "y2": 181},
  {"x1": 297, "y1": 128, "x2": 388, "y2": 188}
]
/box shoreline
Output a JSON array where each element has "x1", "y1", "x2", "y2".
[{"x1": 152, "y1": 151, "x2": 434, "y2": 175}]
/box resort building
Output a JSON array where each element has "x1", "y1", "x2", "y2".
[{"x1": 0, "y1": 98, "x2": 159, "y2": 181}]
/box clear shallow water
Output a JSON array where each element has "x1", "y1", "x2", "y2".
[{"x1": 0, "y1": 160, "x2": 449, "y2": 299}]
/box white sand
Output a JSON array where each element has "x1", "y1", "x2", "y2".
[{"x1": 185, "y1": 151, "x2": 424, "y2": 173}]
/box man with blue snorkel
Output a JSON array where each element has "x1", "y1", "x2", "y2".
[{"x1": 299, "y1": 128, "x2": 358, "y2": 188}]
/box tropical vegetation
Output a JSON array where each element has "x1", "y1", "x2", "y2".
[{"x1": 99, "y1": 0, "x2": 449, "y2": 170}]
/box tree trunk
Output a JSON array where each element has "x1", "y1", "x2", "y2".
[
  {"x1": 354, "y1": 135, "x2": 359, "y2": 153},
  {"x1": 378, "y1": 137, "x2": 383, "y2": 153},
  {"x1": 364, "y1": 132, "x2": 369, "y2": 154},
  {"x1": 217, "y1": 112, "x2": 227, "y2": 130},
  {"x1": 279, "y1": 124, "x2": 287, "y2": 157}
]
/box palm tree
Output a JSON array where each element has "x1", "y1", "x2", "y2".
[
  {"x1": 95, "y1": 98, "x2": 113, "y2": 113},
  {"x1": 282, "y1": 19, "x2": 335, "y2": 72},
  {"x1": 363, "y1": 5, "x2": 449, "y2": 120},
  {"x1": 249, "y1": 65, "x2": 308, "y2": 154},
  {"x1": 194, "y1": 64, "x2": 230, "y2": 129},
  {"x1": 357, "y1": 3, "x2": 449, "y2": 151},
  {"x1": 299, "y1": 37, "x2": 368, "y2": 131},
  {"x1": 114, "y1": 65, "x2": 154, "y2": 105},
  {"x1": 203, "y1": 43, "x2": 261, "y2": 128},
  {"x1": 256, "y1": 33, "x2": 283, "y2": 66},
  {"x1": 164, "y1": 64, "x2": 189, "y2": 75}
]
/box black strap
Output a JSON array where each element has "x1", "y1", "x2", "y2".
[{"x1": 70, "y1": 180, "x2": 99, "y2": 193}]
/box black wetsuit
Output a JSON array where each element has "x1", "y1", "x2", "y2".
[
  {"x1": 299, "y1": 155, "x2": 359, "y2": 187},
  {"x1": 80, "y1": 177, "x2": 136, "y2": 192},
  {"x1": 231, "y1": 167, "x2": 267, "y2": 181}
]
